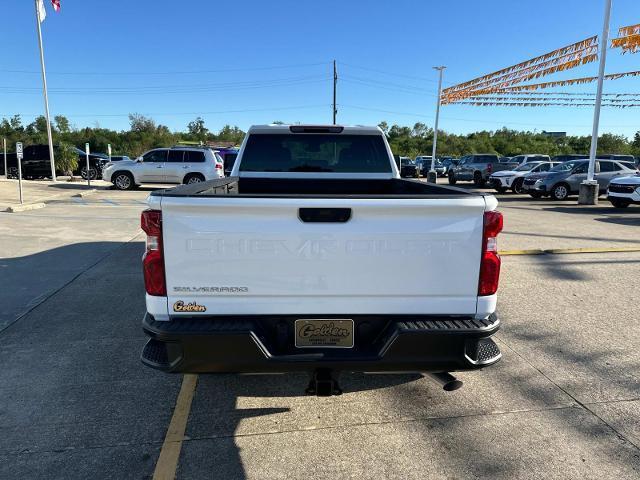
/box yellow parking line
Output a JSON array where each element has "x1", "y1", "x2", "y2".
[
  {"x1": 499, "y1": 249, "x2": 545, "y2": 256},
  {"x1": 545, "y1": 246, "x2": 640, "y2": 255},
  {"x1": 153, "y1": 374, "x2": 199, "y2": 480},
  {"x1": 499, "y1": 246, "x2": 640, "y2": 256}
]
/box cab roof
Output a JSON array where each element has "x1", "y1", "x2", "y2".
[{"x1": 247, "y1": 124, "x2": 383, "y2": 135}]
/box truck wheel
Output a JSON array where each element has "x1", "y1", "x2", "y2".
[
  {"x1": 184, "y1": 173, "x2": 205, "y2": 184},
  {"x1": 610, "y1": 198, "x2": 631, "y2": 208},
  {"x1": 551, "y1": 183, "x2": 570, "y2": 201},
  {"x1": 448, "y1": 173, "x2": 457, "y2": 185},
  {"x1": 473, "y1": 171, "x2": 486, "y2": 187},
  {"x1": 512, "y1": 178, "x2": 524, "y2": 194},
  {"x1": 113, "y1": 172, "x2": 134, "y2": 190}
]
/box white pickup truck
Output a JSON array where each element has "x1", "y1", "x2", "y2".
[{"x1": 140, "y1": 125, "x2": 503, "y2": 395}]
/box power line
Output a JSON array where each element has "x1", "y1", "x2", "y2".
[
  {"x1": 341, "y1": 75, "x2": 437, "y2": 96},
  {"x1": 0, "y1": 61, "x2": 333, "y2": 76},
  {"x1": 0, "y1": 76, "x2": 332, "y2": 96},
  {"x1": 0, "y1": 104, "x2": 330, "y2": 118},
  {"x1": 339, "y1": 62, "x2": 446, "y2": 84}
]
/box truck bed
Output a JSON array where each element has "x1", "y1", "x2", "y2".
[
  {"x1": 150, "y1": 177, "x2": 488, "y2": 198},
  {"x1": 147, "y1": 177, "x2": 496, "y2": 321}
]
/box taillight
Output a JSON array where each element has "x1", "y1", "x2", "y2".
[
  {"x1": 215, "y1": 164, "x2": 223, "y2": 169},
  {"x1": 487, "y1": 163, "x2": 493, "y2": 174},
  {"x1": 141, "y1": 209, "x2": 166, "y2": 296},
  {"x1": 478, "y1": 210, "x2": 503, "y2": 296}
]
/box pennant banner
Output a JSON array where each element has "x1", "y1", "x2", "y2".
[
  {"x1": 611, "y1": 33, "x2": 640, "y2": 54},
  {"x1": 468, "y1": 95, "x2": 640, "y2": 103},
  {"x1": 442, "y1": 35, "x2": 597, "y2": 95},
  {"x1": 454, "y1": 101, "x2": 640, "y2": 108},
  {"x1": 443, "y1": 53, "x2": 598, "y2": 102},
  {"x1": 618, "y1": 23, "x2": 640, "y2": 37},
  {"x1": 442, "y1": 70, "x2": 640, "y2": 103}
]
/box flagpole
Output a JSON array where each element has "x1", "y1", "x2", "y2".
[{"x1": 34, "y1": 0, "x2": 57, "y2": 182}]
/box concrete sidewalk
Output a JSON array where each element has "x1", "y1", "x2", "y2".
[{"x1": 0, "y1": 178, "x2": 112, "y2": 210}]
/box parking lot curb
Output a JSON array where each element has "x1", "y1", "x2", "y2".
[
  {"x1": 5, "y1": 202, "x2": 46, "y2": 213},
  {"x1": 72, "y1": 189, "x2": 98, "y2": 198}
]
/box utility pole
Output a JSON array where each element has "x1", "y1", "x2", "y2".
[
  {"x1": 579, "y1": 0, "x2": 612, "y2": 205},
  {"x1": 34, "y1": 0, "x2": 57, "y2": 182},
  {"x1": 428, "y1": 66, "x2": 446, "y2": 184},
  {"x1": 333, "y1": 60, "x2": 338, "y2": 125}
]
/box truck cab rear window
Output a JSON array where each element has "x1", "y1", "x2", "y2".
[{"x1": 239, "y1": 134, "x2": 391, "y2": 173}]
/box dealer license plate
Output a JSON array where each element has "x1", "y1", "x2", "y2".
[{"x1": 295, "y1": 319, "x2": 354, "y2": 348}]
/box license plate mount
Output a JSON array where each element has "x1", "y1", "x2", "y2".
[{"x1": 295, "y1": 319, "x2": 354, "y2": 348}]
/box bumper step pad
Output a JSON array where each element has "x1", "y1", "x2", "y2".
[
  {"x1": 141, "y1": 338, "x2": 170, "y2": 369},
  {"x1": 465, "y1": 338, "x2": 502, "y2": 365}
]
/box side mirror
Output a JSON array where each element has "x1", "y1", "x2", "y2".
[{"x1": 136, "y1": 156, "x2": 143, "y2": 162}]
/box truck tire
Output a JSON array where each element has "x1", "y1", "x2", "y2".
[
  {"x1": 473, "y1": 171, "x2": 486, "y2": 188},
  {"x1": 512, "y1": 178, "x2": 524, "y2": 194},
  {"x1": 448, "y1": 173, "x2": 457, "y2": 185},
  {"x1": 184, "y1": 173, "x2": 205, "y2": 184},
  {"x1": 609, "y1": 198, "x2": 631, "y2": 208},
  {"x1": 113, "y1": 172, "x2": 135, "y2": 190},
  {"x1": 551, "y1": 183, "x2": 570, "y2": 201}
]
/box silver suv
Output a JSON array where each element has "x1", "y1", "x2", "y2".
[
  {"x1": 103, "y1": 147, "x2": 224, "y2": 190},
  {"x1": 522, "y1": 159, "x2": 637, "y2": 200}
]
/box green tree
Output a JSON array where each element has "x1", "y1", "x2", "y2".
[
  {"x1": 55, "y1": 115, "x2": 71, "y2": 134},
  {"x1": 187, "y1": 117, "x2": 208, "y2": 141},
  {"x1": 128, "y1": 113, "x2": 156, "y2": 133}
]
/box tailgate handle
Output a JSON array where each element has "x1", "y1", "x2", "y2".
[{"x1": 298, "y1": 208, "x2": 351, "y2": 223}]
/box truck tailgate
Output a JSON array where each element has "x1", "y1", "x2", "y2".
[{"x1": 160, "y1": 196, "x2": 486, "y2": 316}]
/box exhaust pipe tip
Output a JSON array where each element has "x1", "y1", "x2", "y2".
[
  {"x1": 427, "y1": 372, "x2": 463, "y2": 391},
  {"x1": 442, "y1": 379, "x2": 464, "y2": 391}
]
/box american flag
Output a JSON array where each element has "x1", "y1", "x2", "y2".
[{"x1": 51, "y1": 0, "x2": 60, "y2": 12}]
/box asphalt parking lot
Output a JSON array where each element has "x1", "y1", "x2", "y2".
[{"x1": 1, "y1": 178, "x2": 639, "y2": 479}]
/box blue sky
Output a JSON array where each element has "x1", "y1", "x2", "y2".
[{"x1": 1, "y1": 0, "x2": 639, "y2": 137}]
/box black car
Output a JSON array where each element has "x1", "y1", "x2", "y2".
[
  {"x1": 3, "y1": 144, "x2": 108, "y2": 180},
  {"x1": 399, "y1": 157, "x2": 419, "y2": 178}
]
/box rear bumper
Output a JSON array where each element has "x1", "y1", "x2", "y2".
[{"x1": 141, "y1": 312, "x2": 501, "y2": 374}]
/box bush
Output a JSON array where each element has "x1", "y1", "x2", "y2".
[{"x1": 57, "y1": 143, "x2": 79, "y2": 179}]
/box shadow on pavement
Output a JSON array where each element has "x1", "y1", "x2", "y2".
[
  {"x1": 543, "y1": 205, "x2": 640, "y2": 217},
  {"x1": 504, "y1": 230, "x2": 640, "y2": 245}
]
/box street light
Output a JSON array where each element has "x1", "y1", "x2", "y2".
[{"x1": 428, "y1": 66, "x2": 446, "y2": 184}]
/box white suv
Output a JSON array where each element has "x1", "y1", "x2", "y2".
[{"x1": 102, "y1": 147, "x2": 224, "y2": 190}]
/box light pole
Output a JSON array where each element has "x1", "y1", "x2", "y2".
[
  {"x1": 34, "y1": 0, "x2": 57, "y2": 182},
  {"x1": 579, "y1": 0, "x2": 612, "y2": 205},
  {"x1": 428, "y1": 66, "x2": 446, "y2": 184}
]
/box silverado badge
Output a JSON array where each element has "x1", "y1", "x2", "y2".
[{"x1": 173, "y1": 301, "x2": 207, "y2": 313}]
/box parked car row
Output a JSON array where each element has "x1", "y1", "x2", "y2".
[
  {"x1": 522, "y1": 159, "x2": 637, "y2": 200},
  {"x1": 1, "y1": 144, "x2": 109, "y2": 180}
]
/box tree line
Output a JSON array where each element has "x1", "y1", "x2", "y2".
[
  {"x1": 1, "y1": 114, "x2": 639, "y2": 159},
  {"x1": 379, "y1": 122, "x2": 640, "y2": 159},
  {"x1": 0, "y1": 114, "x2": 245, "y2": 157}
]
